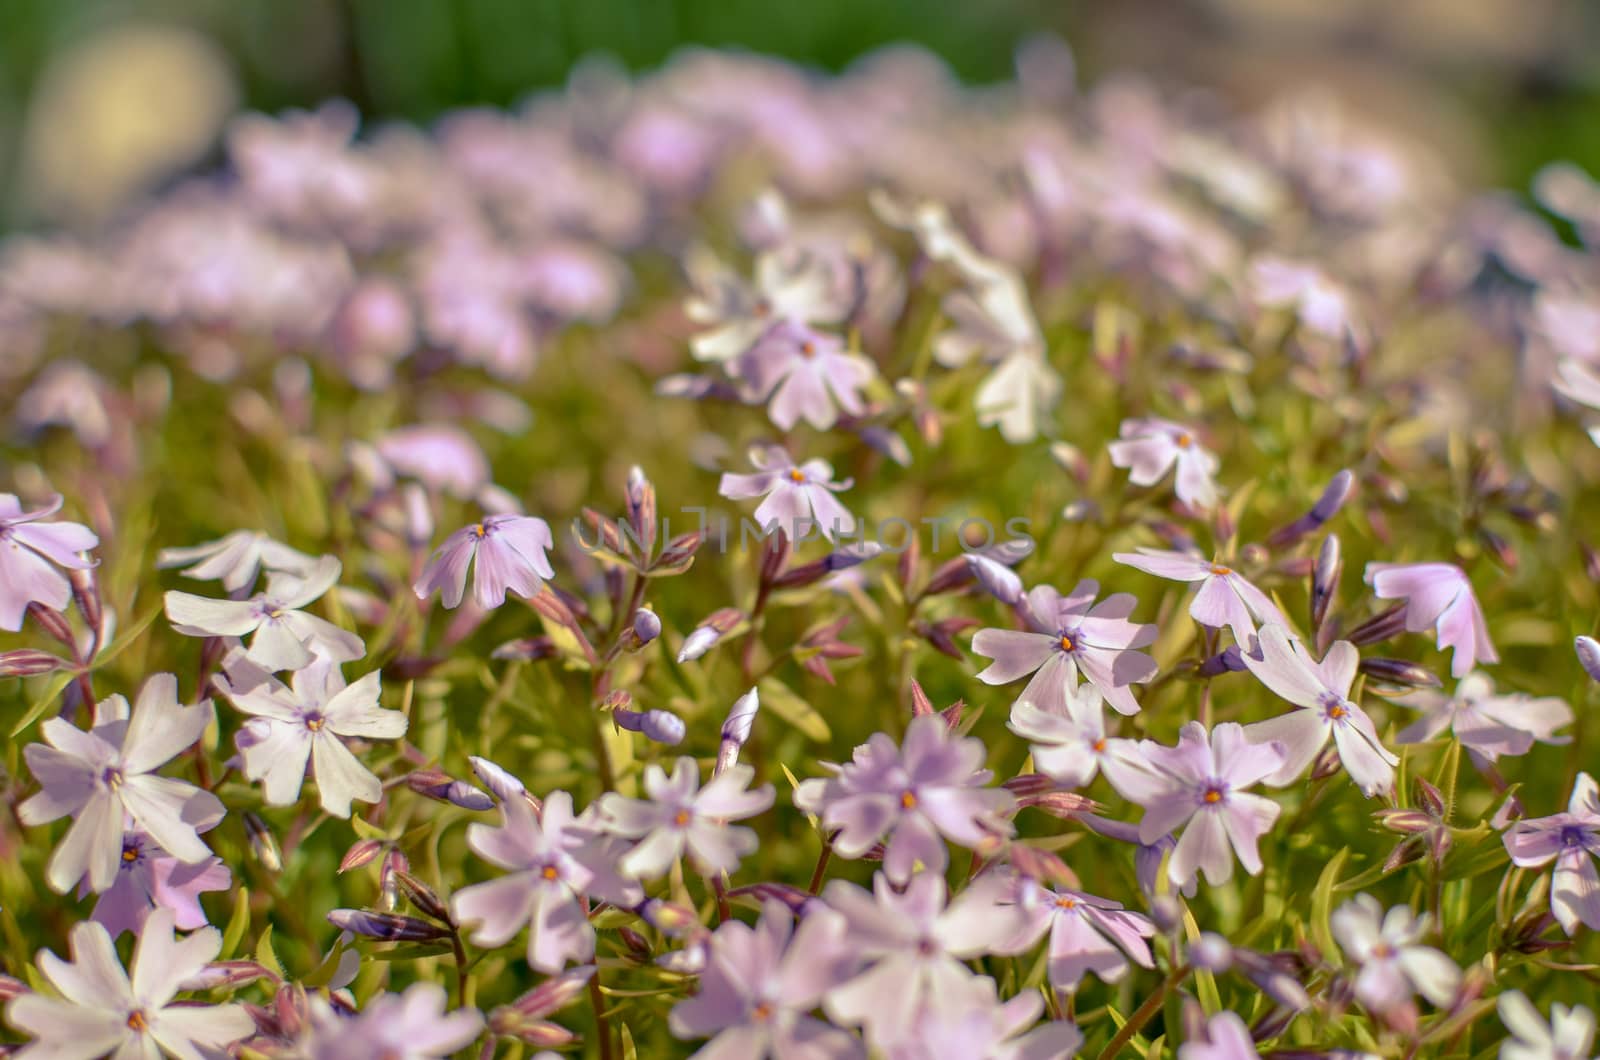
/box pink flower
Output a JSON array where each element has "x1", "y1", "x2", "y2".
[
  {"x1": 793, "y1": 714, "x2": 1014, "y2": 884},
  {"x1": 0, "y1": 493, "x2": 98, "y2": 631},
  {"x1": 1248, "y1": 255, "x2": 1357, "y2": 340},
  {"x1": 744, "y1": 321, "x2": 875, "y2": 431},
  {"x1": 1502, "y1": 773, "x2": 1600, "y2": 935},
  {"x1": 1394, "y1": 672, "x2": 1572, "y2": 761},
  {"x1": 595, "y1": 757, "x2": 774, "y2": 879},
  {"x1": 687, "y1": 249, "x2": 846, "y2": 379},
  {"x1": 373, "y1": 424, "x2": 491, "y2": 498},
  {"x1": 881, "y1": 976, "x2": 1081, "y2": 1060},
  {"x1": 1241, "y1": 625, "x2": 1397, "y2": 797},
  {"x1": 971, "y1": 579, "x2": 1159, "y2": 716},
  {"x1": 986, "y1": 870, "x2": 1155, "y2": 991},
  {"x1": 85, "y1": 825, "x2": 231, "y2": 939},
  {"x1": 1177, "y1": 1011, "x2": 1259, "y2": 1060},
  {"x1": 1331, "y1": 894, "x2": 1461, "y2": 1013},
  {"x1": 668, "y1": 900, "x2": 863, "y2": 1060},
  {"x1": 1108, "y1": 418, "x2": 1220, "y2": 509},
  {"x1": 1124, "y1": 721, "x2": 1286, "y2": 888},
  {"x1": 298, "y1": 982, "x2": 484, "y2": 1059},
  {"x1": 1005, "y1": 685, "x2": 1149, "y2": 794},
  {"x1": 1364, "y1": 562, "x2": 1497, "y2": 678},
  {"x1": 718, "y1": 446, "x2": 856, "y2": 542},
  {"x1": 1113, "y1": 548, "x2": 1287, "y2": 641},
  {"x1": 414, "y1": 514, "x2": 555, "y2": 610}
]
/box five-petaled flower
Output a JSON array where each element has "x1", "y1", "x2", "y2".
[
  {"x1": 596, "y1": 757, "x2": 775, "y2": 879},
  {"x1": 986, "y1": 869, "x2": 1157, "y2": 992},
  {"x1": 164, "y1": 554, "x2": 363, "y2": 672},
  {"x1": 1502, "y1": 772, "x2": 1600, "y2": 935},
  {"x1": 414, "y1": 513, "x2": 556, "y2": 610},
  {"x1": 1394, "y1": 672, "x2": 1572, "y2": 762},
  {"x1": 1113, "y1": 547, "x2": 1288, "y2": 642},
  {"x1": 793, "y1": 713, "x2": 1014, "y2": 885},
  {"x1": 0, "y1": 493, "x2": 98, "y2": 632},
  {"x1": 718, "y1": 445, "x2": 856, "y2": 542},
  {"x1": 972, "y1": 579, "x2": 1159, "y2": 716},
  {"x1": 1005, "y1": 684, "x2": 1150, "y2": 794},
  {"x1": 1364, "y1": 561, "x2": 1497, "y2": 678},
  {"x1": 1330, "y1": 894, "x2": 1461, "y2": 1014},
  {"x1": 1241, "y1": 624, "x2": 1398, "y2": 797},
  {"x1": 20, "y1": 673, "x2": 223, "y2": 895},
  {"x1": 1109, "y1": 417, "x2": 1221, "y2": 510}
]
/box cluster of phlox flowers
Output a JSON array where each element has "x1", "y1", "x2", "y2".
[{"x1": 0, "y1": 30, "x2": 1598, "y2": 1060}]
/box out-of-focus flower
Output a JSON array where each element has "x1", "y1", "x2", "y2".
[
  {"x1": 668, "y1": 900, "x2": 863, "y2": 1060},
  {"x1": 86, "y1": 824, "x2": 230, "y2": 939},
  {"x1": 1126, "y1": 721, "x2": 1285, "y2": 888},
  {"x1": 164, "y1": 554, "x2": 363, "y2": 671},
  {"x1": 1241, "y1": 625, "x2": 1397, "y2": 797},
  {"x1": 1502, "y1": 773, "x2": 1600, "y2": 935},
  {"x1": 820, "y1": 872, "x2": 998, "y2": 1047},
  {"x1": 718, "y1": 446, "x2": 856, "y2": 541},
  {"x1": 1496, "y1": 989, "x2": 1596, "y2": 1060},
  {"x1": 595, "y1": 757, "x2": 774, "y2": 879},
  {"x1": 1114, "y1": 547, "x2": 1287, "y2": 641},
  {"x1": 1109, "y1": 418, "x2": 1220, "y2": 510},
  {"x1": 1331, "y1": 894, "x2": 1461, "y2": 1013},
  {"x1": 1177, "y1": 1010, "x2": 1259, "y2": 1060},
  {"x1": 744, "y1": 321, "x2": 876, "y2": 432},
  {"x1": 794, "y1": 714, "x2": 1013, "y2": 884},
  {"x1": 413, "y1": 514, "x2": 556, "y2": 610},
  {"x1": 297, "y1": 982, "x2": 484, "y2": 1059},
  {"x1": 687, "y1": 248, "x2": 847, "y2": 381},
  {"x1": 1393, "y1": 672, "x2": 1571, "y2": 761},
  {"x1": 5, "y1": 909, "x2": 252, "y2": 1058},
  {"x1": 1364, "y1": 562, "x2": 1497, "y2": 678},
  {"x1": 451, "y1": 791, "x2": 642, "y2": 973},
  {"x1": 215, "y1": 654, "x2": 405, "y2": 818},
  {"x1": 972, "y1": 579, "x2": 1158, "y2": 716},
  {"x1": 20, "y1": 674, "x2": 222, "y2": 894},
  {"x1": 0, "y1": 493, "x2": 98, "y2": 631},
  {"x1": 880, "y1": 974, "x2": 1082, "y2": 1060},
  {"x1": 373, "y1": 424, "x2": 491, "y2": 499},
  {"x1": 1005, "y1": 684, "x2": 1147, "y2": 793},
  {"x1": 1249, "y1": 255, "x2": 1358, "y2": 341},
  {"x1": 156, "y1": 529, "x2": 317, "y2": 594}
]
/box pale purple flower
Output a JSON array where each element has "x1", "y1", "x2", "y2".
[
  {"x1": 1005, "y1": 684, "x2": 1149, "y2": 794},
  {"x1": 214, "y1": 654, "x2": 406, "y2": 818},
  {"x1": 156, "y1": 529, "x2": 317, "y2": 594},
  {"x1": 668, "y1": 900, "x2": 863, "y2": 1060},
  {"x1": 85, "y1": 824, "x2": 231, "y2": 939},
  {"x1": 373, "y1": 424, "x2": 491, "y2": 499},
  {"x1": 1177, "y1": 1011, "x2": 1259, "y2": 1060},
  {"x1": 1331, "y1": 894, "x2": 1461, "y2": 1013},
  {"x1": 718, "y1": 446, "x2": 856, "y2": 541},
  {"x1": 413, "y1": 514, "x2": 556, "y2": 610},
  {"x1": 1241, "y1": 625, "x2": 1398, "y2": 797},
  {"x1": 793, "y1": 714, "x2": 1014, "y2": 884},
  {"x1": 19, "y1": 674, "x2": 223, "y2": 894},
  {"x1": 0, "y1": 493, "x2": 98, "y2": 631},
  {"x1": 687, "y1": 249, "x2": 846, "y2": 379},
  {"x1": 1248, "y1": 255, "x2": 1357, "y2": 340},
  {"x1": 298, "y1": 982, "x2": 484, "y2": 1059},
  {"x1": 1126, "y1": 721, "x2": 1286, "y2": 888},
  {"x1": 451, "y1": 791, "x2": 643, "y2": 973},
  {"x1": 744, "y1": 321, "x2": 875, "y2": 431},
  {"x1": 988, "y1": 871, "x2": 1156, "y2": 991},
  {"x1": 164, "y1": 554, "x2": 364, "y2": 672},
  {"x1": 1394, "y1": 672, "x2": 1572, "y2": 761},
  {"x1": 1497, "y1": 990, "x2": 1596, "y2": 1060},
  {"x1": 971, "y1": 579, "x2": 1159, "y2": 716},
  {"x1": 1109, "y1": 418, "x2": 1220, "y2": 509},
  {"x1": 596, "y1": 758, "x2": 774, "y2": 879},
  {"x1": 1364, "y1": 561, "x2": 1497, "y2": 678},
  {"x1": 1113, "y1": 547, "x2": 1287, "y2": 641},
  {"x1": 5, "y1": 909, "x2": 253, "y2": 1059},
  {"x1": 1502, "y1": 773, "x2": 1600, "y2": 935},
  {"x1": 820, "y1": 872, "x2": 999, "y2": 1047},
  {"x1": 881, "y1": 976, "x2": 1082, "y2": 1060}
]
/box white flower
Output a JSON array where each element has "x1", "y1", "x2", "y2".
[
  {"x1": 1497, "y1": 990, "x2": 1596, "y2": 1060},
  {"x1": 596, "y1": 758, "x2": 774, "y2": 879},
  {"x1": 214, "y1": 653, "x2": 405, "y2": 817},
  {"x1": 164, "y1": 554, "x2": 363, "y2": 672},
  {"x1": 5, "y1": 909, "x2": 253, "y2": 1060},
  {"x1": 1394, "y1": 672, "x2": 1572, "y2": 762},
  {"x1": 156, "y1": 529, "x2": 318, "y2": 594},
  {"x1": 1331, "y1": 894, "x2": 1460, "y2": 1014},
  {"x1": 19, "y1": 674, "x2": 223, "y2": 894},
  {"x1": 298, "y1": 983, "x2": 484, "y2": 1059},
  {"x1": 1109, "y1": 417, "x2": 1221, "y2": 510}
]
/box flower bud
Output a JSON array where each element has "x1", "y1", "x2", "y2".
[
  {"x1": 1148, "y1": 894, "x2": 1184, "y2": 934},
  {"x1": 716, "y1": 687, "x2": 760, "y2": 775},
  {"x1": 632, "y1": 608, "x2": 662, "y2": 646},
  {"x1": 508, "y1": 965, "x2": 595, "y2": 1018},
  {"x1": 1577, "y1": 636, "x2": 1600, "y2": 682},
  {"x1": 1346, "y1": 603, "x2": 1408, "y2": 647},
  {"x1": 406, "y1": 769, "x2": 495, "y2": 811},
  {"x1": 636, "y1": 898, "x2": 700, "y2": 935},
  {"x1": 244, "y1": 813, "x2": 281, "y2": 873},
  {"x1": 1197, "y1": 645, "x2": 1247, "y2": 677},
  {"x1": 1188, "y1": 932, "x2": 1233, "y2": 972},
  {"x1": 1358, "y1": 657, "x2": 1442, "y2": 690},
  {"x1": 625, "y1": 466, "x2": 657, "y2": 555},
  {"x1": 614, "y1": 707, "x2": 685, "y2": 745},
  {"x1": 491, "y1": 636, "x2": 559, "y2": 661},
  {"x1": 677, "y1": 608, "x2": 744, "y2": 662},
  {"x1": 67, "y1": 567, "x2": 102, "y2": 646},
  {"x1": 469, "y1": 756, "x2": 528, "y2": 804},
  {"x1": 392, "y1": 870, "x2": 451, "y2": 923},
  {"x1": 326, "y1": 909, "x2": 451, "y2": 942},
  {"x1": 0, "y1": 649, "x2": 70, "y2": 677},
  {"x1": 1311, "y1": 533, "x2": 1341, "y2": 632},
  {"x1": 967, "y1": 554, "x2": 1022, "y2": 605},
  {"x1": 339, "y1": 838, "x2": 386, "y2": 874}
]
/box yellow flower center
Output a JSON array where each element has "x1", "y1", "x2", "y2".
[
  {"x1": 122, "y1": 847, "x2": 139, "y2": 863},
  {"x1": 673, "y1": 809, "x2": 692, "y2": 827},
  {"x1": 1203, "y1": 789, "x2": 1223, "y2": 804},
  {"x1": 1327, "y1": 703, "x2": 1346, "y2": 720},
  {"x1": 752, "y1": 1001, "x2": 774, "y2": 1022},
  {"x1": 788, "y1": 468, "x2": 806, "y2": 483},
  {"x1": 800, "y1": 341, "x2": 817, "y2": 358},
  {"x1": 1091, "y1": 738, "x2": 1107, "y2": 752},
  {"x1": 1176, "y1": 433, "x2": 1194, "y2": 448},
  {"x1": 127, "y1": 1011, "x2": 148, "y2": 1032},
  {"x1": 1209, "y1": 564, "x2": 1231, "y2": 576},
  {"x1": 306, "y1": 716, "x2": 325, "y2": 732},
  {"x1": 473, "y1": 523, "x2": 487, "y2": 539},
  {"x1": 541, "y1": 865, "x2": 560, "y2": 881},
  {"x1": 1059, "y1": 635, "x2": 1075, "y2": 652},
  {"x1": 1054, "y1": 895, "x2": 1079, "y2": 910},
  {"x1": 900, "y1": 790, "x2": 918, "y2": 809}
]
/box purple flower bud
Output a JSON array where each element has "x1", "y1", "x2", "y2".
[
  {"x1": 1358, "y1": 657, "x2": 1442, "y2": 689},
  {"x1": 244, "y1": 813, "x2": 281, "y2": 872},
  {"x1": 632, "y1": 608, "x2": 661, "y2": 646},
  {"x1": 469, "y1": 755, "x2": 528, "y2": 804},
  {"x1": 636, "y1": 898, "x2": 700, "y2": 935},
  {"x1": 1197, "y1": 645, "x2": 1248, "y2": 676},
  {"x1": 327, "y1": 909, "x2": 451, "y2": 942},
  {"x1": 491, "y1": 636, "x2": 559, "y2": 661},
  {"x1": 392, "y1": 869, "x2": 451, "y2": 922},
  {"x1": 716, "y1": 687, "x2": 760, "y2": 775},
  {"x1": 678, "y1": 626, "x2": 720, "y2": 662},
  {"x1": 1312, "y1": 469, "x2": 1356, "y2": 523},
  {"x1": 1346, "y1": 603, "x2": 1408, "y2": 646},
  {"x1": 625, "y1": 466, "x2": 657, "y2": 555},
  {"x1": 858, "y1": 426, "x2": 912, "y2": 466},
  {"x1": 401, "y1": 483, "x2": 433, "y2": 548},
  {"x1": 614, "y1": 707, "x2": 685, "y2": 745},
  {"x1": 178, "y1": 961, "x2": 278, "y2": 992},
  {"x1": 1189, "y1": 933, "x2": 1234, "y2": 972},
  {"x1": 1578, "y1": 636, "x2": 1600, "y2": 682},
  {"x1": 967, "y1": 553, "x2": 1022, "y2": 605},
  {"x1": 1148, "y1": 894, "x2": 1184, "y2": 934},
  {"x1": 1311, "y1": 533, "x2": 1341, "y2": 632},
  {"x1": 824, "y1": 541, "x2": 883, "y2": 571},
  {"x1": 507, "y1": 965, "x2": 595, "y2": 1018},
  {"x1": 0, "y1": 649, "x2": 70, "y2": 676},
  {"x1": 339, "y1": 838, "x2": 386, "y2": 874}
]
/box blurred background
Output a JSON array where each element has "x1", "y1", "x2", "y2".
[{"x1": 1, "y1": 0, "x2": 1598, "y2": 231}]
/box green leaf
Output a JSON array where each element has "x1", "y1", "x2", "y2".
[
  {"x1": 1310, "y1": 847, "x2": 1349, "y2": 961},
  {"x1": 1181, "y1": 902, "x2": 1221, "y2": 1015},
  {"x1": 254, "y1": 924, "x2": 284, "y2": 980},
  {"x1": 221, "y1": 887, "x2": 251, "y2": 959},
  {"x1": 756, "y1": 676, "x2": 830, "y2": 742},
  {"x1": 368, "y1": 942, "x2": 454, "y2": 961},
  {"x1": 11, "y1": 671, "x2": 75, "y2": 737},
  {"x1": 92, "y1": 602, "x2": 164, "y2": 668}
]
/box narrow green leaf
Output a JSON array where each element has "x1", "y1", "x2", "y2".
[
  {"x1": 1310, "y1": 847, "x2": 1349, "y2": 961},
  {"x1": 254, "y1": 924, "x2": 284, "y2": 979},
  {"x1": 221, "y1": 887, "x2": 251, "y2": 959},
  {"x1": 10, "y1": 671, "x2": 75, "y2": 737},
  {"x1": 756, "y1": 676, "x2": 830, "y2": 742}
]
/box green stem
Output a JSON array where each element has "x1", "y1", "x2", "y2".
[{"x1": 1094, "y1": 964, "x2": 1189, "y2": 1060}]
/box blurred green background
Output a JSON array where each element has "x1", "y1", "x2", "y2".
[{"x1": 1, "y1": 0, "x2": 1600, "y2": 229}]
